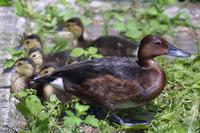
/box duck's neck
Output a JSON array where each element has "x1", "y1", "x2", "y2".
[
  {"x1": 136, "y1": 61, "x2": 166, "y2": 103},
  {"x1": 138, "y1": 57, "x2": 154, "y2": 68},
  {"x1": 138, "y1": 49, "x2": 154, "y2": 67}
]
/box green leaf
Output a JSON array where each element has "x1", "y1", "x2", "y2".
[
  {"x1": 126, "y1": 19, "x2": 140, "y2": 32},
  {"x1": 25, "y1": 95, "x2": 43, "y2": 116},
  {"x1": 88, "y1": 47, "x2": 98, "y2": 55},
  {"x1": 70, "y1": 47, "x2": 85, "y2": 57},
  {"x1": 147, "y1": 6, "x2": 159, "y2": 16},
  {"x1": 93, "y1": 54, "x2": 103, "y2": 58},
  {"x1": 15, "y1": 0, "x2": 25, "y2": 16},
  {"x1": 16, "y1": 102, "x2": 31, "y2": 118},
  {"x1": 66, "y1": 111, "x2": 75, "y2": 117},
  {"x1": 0, "y1": 0, "x2": 12, "y2": 6},
  {"x1": 64, "y1": 116, "x2": 82, "y2": 128},
  {"x1": 15, "y1": 90, "x2": 29, "y2": 98},
  {"x1": 75, "y1": 103, "x2": 89, "y2": 116},
  {"x1": 113, "y1": 21, "x2": 126, "y2": 31},
  {"x1": 84, "y1": 115, "x2": 100, "y2": 127},
  {"x1": 3, "y1": 59, "x2": 14, "y2": 69}
]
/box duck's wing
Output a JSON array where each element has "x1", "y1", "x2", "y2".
[
  {"x1": 34, "y1": 57, "x2": 141, "y2": 85},
  {"x1": 43, "y1": 57, "x2": 141, "y2": 84}
]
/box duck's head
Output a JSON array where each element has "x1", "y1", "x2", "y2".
[
  {"x1": 16, "y1": 34, "x2": 42, "y2": 52},
  {"x1": 3, "y1": 58, "x2": 35, "y2": 77},
  {"x1": 138, "y1": 35, "x2": 191, "y2": 67},
  {"x1": 58, "y1": 17, "x2": 84, "y2": 38},
  {"x1": 38, "y1": 64, "x2": 56, "y2": 77},
  {"x1": 28, "y1": 48, "x2": 44, "y2": 68}
]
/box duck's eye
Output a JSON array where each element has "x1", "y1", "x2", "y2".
[
  {"x1": 32, "y1": 54, "x2": 36, "y2": 58},
  {"x1": 154, "y1": 41, "x2": 161, "y2": 46}
]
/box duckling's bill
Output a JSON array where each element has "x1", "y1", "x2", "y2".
[
  {"x1": 14, "y1": 44, "x2": 24, "y2": 50},
  {"x1": 167, "y1": 44, "x2": 191, "y2": 57}
]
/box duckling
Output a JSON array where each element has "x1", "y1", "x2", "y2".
[
  {"x1": 28, "y1": 47, "x2": 79, "y2": 74},
  {"x1": 3, "y1": 58, "x2": 35, "y2": 92},
  {"x1": 28, "y1": 48, "x2": 44, "y2": 73},
  {"x1": 16, "y1": 34, "x2": 43, "y2": 52},
  {"x1": 34, "y1": 35, "x2": 191, "y2": 110},
  {"x1": 59, "y1": 17, "x2": 138, "y2": 57},
  {"x1": 37, "y1": 64, "x2": 73, "y2": 103}
]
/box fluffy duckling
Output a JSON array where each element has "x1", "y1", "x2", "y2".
[
  {"x1": 3, "y1": 58, "x2": 35, "y2": 92},
  {"x1": 59, "y1": 17, "x2": 138, "y2": 57},
  {"x1": 16, "y1": 34, "x2": 43, "y2": 52},
  {"x1": 34, "y1": 35, "x2": 191, "y2": 110},
  {"x1": 28, "y1": 48, "x2": 44, "y2": 73},
  {"x1": 37, "y1": 64, "x2": 73, "y2": 103},
  {"x1": 28, "y1": 47, "x2": 79, "y2": 74}
]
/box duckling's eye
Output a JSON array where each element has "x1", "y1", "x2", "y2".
[
  {"x1": 26, "y1": 40, "x2": 30, "y2": 44},
  {"x1": 17, "y1": 62, "x2": 22, "y2": 66},
  {"x1": 44, "y1": 70, "x2": 49, "y2": 74},
  {"x1": 32, "y1": 55, "x2": 36, "y2": 58},
  {"x1": 154, "y1": 41, "x2": 161, "y2": 46}
]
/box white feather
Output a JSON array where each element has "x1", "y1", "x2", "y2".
[{"x1": 50, "y1": 78, "x2": 64, "y2": 91}]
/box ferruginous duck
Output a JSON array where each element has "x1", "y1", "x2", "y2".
[{"x1": 34, "y1": 35, "x2": 191, "y2": 110}]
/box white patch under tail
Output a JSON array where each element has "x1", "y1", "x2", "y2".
[{"x1": 50, "y1": 78, "x2": 65, "y2": 91}]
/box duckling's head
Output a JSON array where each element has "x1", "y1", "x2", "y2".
[
  {"x1": 38, "y1": 64, "x2": 56, "y2": 77},
  {"x1": 19, "y1": 34, "x2": 42, "y2": 52},
  {"x1": 3, "y1": 58, "x2": 35, "y2": 77},
  {"x1": 63, "y1": 17, "x2": 84, "y2": 38},
  {"x1": 28, "y1": 48, "x2": 44, "y2": 68}
]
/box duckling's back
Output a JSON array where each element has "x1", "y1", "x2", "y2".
[{"x1": 92, "y1": 36, "x2": 138, "y2": 57}]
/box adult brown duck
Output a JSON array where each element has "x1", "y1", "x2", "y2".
[
  {"x1": 58, "y1": 17, "x2": 138, "y2": 57},
  {"x1": 34, "y1": 35, "x2": 191, "y2": 110}
]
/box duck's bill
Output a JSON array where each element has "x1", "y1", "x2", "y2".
[
  {"x1": 167, "y1": 44, "x2": 191, "y2": 58},
  {"x1": 14, "y1": 44, "x2": 24, "y2": 50},
  {"x1": 3, "y1": 65, "x2": 16, "y2": 74}
]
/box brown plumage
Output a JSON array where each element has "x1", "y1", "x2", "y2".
[{"x1": 34, "y1": 35, "x2": 191, "y2": 110}]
